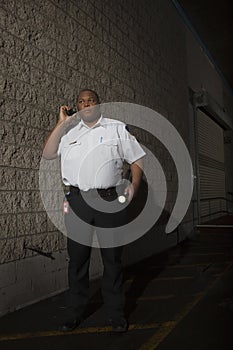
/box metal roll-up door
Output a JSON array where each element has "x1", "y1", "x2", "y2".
[{"x1": 197, "y1": 109, "x2": 226, "y2": 221}]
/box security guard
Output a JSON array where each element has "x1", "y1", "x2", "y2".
[{"x1": 43, "y1": 89, "x2": 146, "y2": 332}]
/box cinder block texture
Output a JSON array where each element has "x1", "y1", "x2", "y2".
[
  {"x1": 0, "y1": 250, "x2": 68, "y2": 316},
  {"x1": 0, "y1": 1, "x2": 188, "y2": 262}
]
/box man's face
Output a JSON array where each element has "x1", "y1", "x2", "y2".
[{"x1": 77, "y1": 91, "x2": 100, "y2": 123}]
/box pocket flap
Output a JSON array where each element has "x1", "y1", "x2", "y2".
[{"x1": 103, "y1": 139, "x2": 118, "y2": 146}]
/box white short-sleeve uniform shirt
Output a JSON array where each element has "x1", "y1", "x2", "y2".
[{"x1": 58, "y1": 116, "x2": 146, "y2": 191}]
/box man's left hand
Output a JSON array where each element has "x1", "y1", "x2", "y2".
[{"x1": 124, "y1": 183, "x2": 138, "y2": 202}]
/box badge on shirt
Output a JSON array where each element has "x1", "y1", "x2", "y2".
[{"x1": 125, "y1": 125, "x2": 134, "y2": 136}]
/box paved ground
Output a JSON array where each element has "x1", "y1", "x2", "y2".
[{"x1": 0, "y1": 216, "x2": 233, "y2": 350}]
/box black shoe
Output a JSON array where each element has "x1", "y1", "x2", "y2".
[
  {"x1": 109, "y1": 317, "x2": 128, "y2": 333},
  {"x1": 58, "y1": 319, "x2": 80, "y2": 332}
]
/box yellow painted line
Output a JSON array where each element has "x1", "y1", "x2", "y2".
[
  {"x1": 138, "y1": 262, "x2": 233, "y2": 350},
  {"x1": 0, "y1": 323, "x2": 160, "y2": 342},
  {"x1": 153, "y1": 276, "x2": 194, "y2": 281},
  {"x1": 130, "y1": 294, "x2": 175, "y2": 301},
  {"x1": 212, "y1": 273, "x2": 221, "y2": 277},
  {"x1": 151, "y1": 263, "x2": 207, "y2": 268},
  {"x1": 91, "y1": 295, "x2": 175, "y2": 304},
  {"x1": 138, "y1": 294, "x2": 204, "y2": 350},
  {"x1": 171, "y1": 252, "x2": 226, "y2": 256},
  {"x1": 151, "y1": 260, "x2": 233, "y2": 268},
  {"x1": 89, "y1": 294, "x2": 175, "y2": 304},
  {"x1": 138, "y1": 294, "x2": 175, "y2": 301},
  {"x1": 126, "y1": 276, "x2": 194, "y2": 283}
]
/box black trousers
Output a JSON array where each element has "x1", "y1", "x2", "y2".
[{"x1": 64, "y1": 186, "x2": 127, "y2": 321}]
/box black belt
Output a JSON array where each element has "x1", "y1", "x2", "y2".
[{"x1": 70, "y1": 186, "x2": 117, "y2": 198}]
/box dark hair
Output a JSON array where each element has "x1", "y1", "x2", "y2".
[{"x1": 78, "y1": 89, "x2": 100, "y2": 104}]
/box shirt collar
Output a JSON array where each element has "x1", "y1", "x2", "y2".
[{"x1": 77, "y1": 114, "x2": 106, "y2": 130}]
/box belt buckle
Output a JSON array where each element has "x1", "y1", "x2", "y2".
[
  {"x1": 106, "y1": 189, "x2": 111, "y2": 196},
  {"x1": 89, "y1": 189, "x2": 99, "y2": 198},
  {"x1": 104, "y1": 187, "x2": 116, "y2": 198}
]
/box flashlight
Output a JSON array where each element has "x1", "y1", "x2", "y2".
[{"x1": 118, "y1": 194, "x2": 127, "y2": 204}]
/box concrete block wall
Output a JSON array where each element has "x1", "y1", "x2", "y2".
[{"x1": 0, "y1": 0, "x2": 205, "y2": 315}]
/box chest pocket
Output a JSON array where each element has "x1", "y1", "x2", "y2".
[
  {"x1": 102, "y1": 139, "x2": 118, "y2": 146},
  {"x1": 94, "y1": 141, "x2": 119, "y2": 164},
  {"x1": 62, "y1": 141, "x2": 82, "y2": 161}
]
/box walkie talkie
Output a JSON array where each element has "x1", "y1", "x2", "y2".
[{"x1": 65, "y1": 108, "x2": 77, "y2": 116}]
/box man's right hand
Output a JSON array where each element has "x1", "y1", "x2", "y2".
[
  {"x1": 58, "y1": 105, "x2": 71, "y2": 124},
  {"x1": 43, "y1": 105, "x2": 77, "y2": 160}
]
